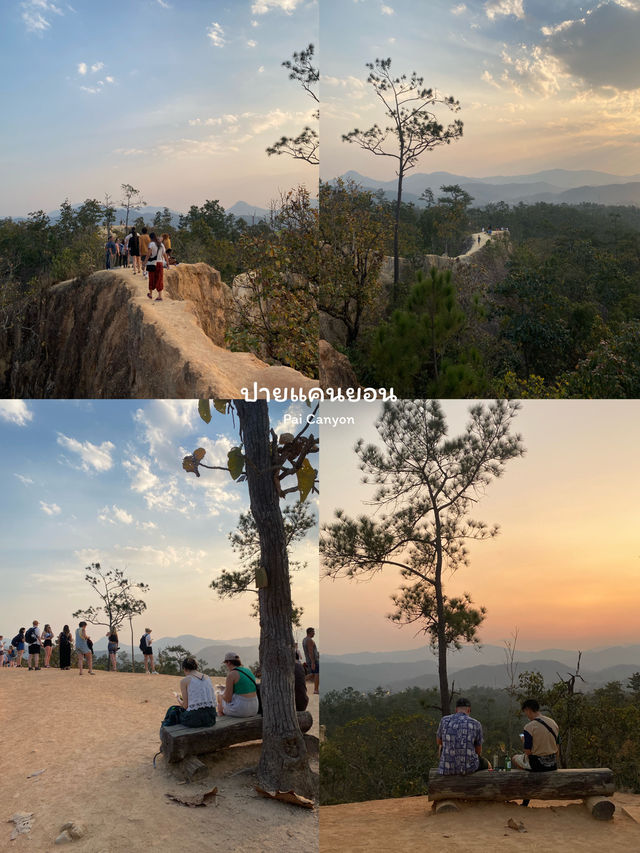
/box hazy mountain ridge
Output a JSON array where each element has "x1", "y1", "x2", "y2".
[
  {"x1": 337, "y1": 169, "x2": 640, "y2": 208},
  {"x1": 322, "y1": 644, "x2": 640, "y2": 695}
]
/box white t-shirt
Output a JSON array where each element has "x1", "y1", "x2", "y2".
[
  {"x1": 33, "y1": 626, "x2": 41, "y2": 645},
  {"x1": 146, "y1": 242, "x2": 167, "y2": 268},
  {"x1": 144, "y1": 632, "x2": 152, "y2": 649}
]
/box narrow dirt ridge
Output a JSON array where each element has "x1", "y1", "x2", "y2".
[{"x1": 0, "y1": 263, "x2": 317, "y2": 398}]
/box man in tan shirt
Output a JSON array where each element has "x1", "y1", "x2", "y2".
[
  {"x1": 512, "y1": 698, "x2": 559, "y2": 806},
  {"x1": 139, "y1": 227, "x2": 151, "y2": 278}
]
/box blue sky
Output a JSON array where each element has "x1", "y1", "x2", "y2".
[
  {"x1": 321, "y1": 0, "x2": 640, "y2": 181},
  {"x1": 0, "y1": 0, "x2": 318, "y2": 216},
  {"x1": 0, "y1": 399, "x2": 319, "y2": 646}
]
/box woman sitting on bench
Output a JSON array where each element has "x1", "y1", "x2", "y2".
[
  {"x1": 162, "y1": 657, "x2": 217, "y2": 728},
  {"x1": 217, "y1": 652, "x2": 259, "y2": 717}
]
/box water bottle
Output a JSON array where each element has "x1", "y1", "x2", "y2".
[{"x1": 505, "y1": 757, "x2": 512, "y2": 771}]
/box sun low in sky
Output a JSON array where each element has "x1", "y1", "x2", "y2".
[
  {"x1": 321, "y1": 0, "x2": 640, "y2": 181},
  {"x1": 320, "y1": 400, "x2": 640, "y2": 655},
  {"x1": 0, "y1": 0, "x2": 318, "y2": 217},
  {"x1": 0, "y1": 399, "x2": 318, "y2": 647}
]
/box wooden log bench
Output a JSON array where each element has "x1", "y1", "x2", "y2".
[
  {"x1": 160, "y1": 712, "x2": 313, "y2": 781},
  {"x1": 428, "y1": 768, "x2": 616, "y2": 820}
]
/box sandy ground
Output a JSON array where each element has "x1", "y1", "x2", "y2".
[
  {"x1": 320, "y1": 792, "x2": 640, "y2": 853},
  {"x1": 1, "y1": 668, "x2": 319, "y2": 853}
]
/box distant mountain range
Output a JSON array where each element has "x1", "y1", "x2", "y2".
[
  {"x1": 322, "y1": 643, "x2": 640, "y2": 696},
  {"x1": 13, "y1": 202, "x2": 270, "y2": 226},
  {"x1": 337, "y1": 169, "x2": 640, "y2": 208},
  {"x1": 91, "y1": 633, "x2": 259, "y2": 665}
]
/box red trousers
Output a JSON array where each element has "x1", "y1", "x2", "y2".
[{"x1": 149, "y1": 263, "x2": 164, "y2": 292}]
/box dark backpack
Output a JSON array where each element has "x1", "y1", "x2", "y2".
[
  {"x1": 11, "y1": 634, "x2": 21, "y2": 646},
  {"x1": 139, "y1": 634, "x2": 147, "y2": 652},
  {"x1": 25, "y1": 627, "x2": 37, "y2": 644}
]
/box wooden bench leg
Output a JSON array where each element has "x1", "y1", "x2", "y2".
[
  {"x1": 172, "y1": 756, "x2": 208, "y2": 783},
  {"x1": 584, "y1": 797, "x2": 615, "y2": 821},
  {"x1": 434, "y1": 800, "x2": 460, "y2": 814}
]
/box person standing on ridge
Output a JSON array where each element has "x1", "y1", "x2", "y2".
[{"x1": 302, "y1": 627, "x2": 319, "y2": 694}]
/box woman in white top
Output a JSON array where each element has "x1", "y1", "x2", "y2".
[
  {"x1": 146, "y1": 232, "x2": 168, "y2": 302},
  {"x1": 161, "y1": 657, "x2": 217, "y2": 728}
]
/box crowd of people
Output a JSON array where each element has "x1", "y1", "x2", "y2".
[
  {"x1": 2, "y1": 621, "x2": 315, "y2": 731},
  {"x1": 0, "y1": 620, "x2": 161, "y2": 675},
  {"x1": 436, "y1": 697, "x2": 560, "y2": 806},
  {"x1": 104, "y1": 228, "x2": 177, "y2": 301}
]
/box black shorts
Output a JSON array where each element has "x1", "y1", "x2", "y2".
[
  {"x1": 28, "y1": 644, "x2": 40, "y2": 655},
  {"x1": 143, "y1": 649, "x2": 154, "y2": 656},
  {"x1": 528, "y1": 755, "x2": 557, "y2": 772}
]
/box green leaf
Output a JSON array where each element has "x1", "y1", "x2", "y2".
[
  {"x1": 296, "y1": 458, "x2": 316, "y2": 502},
  {"x1": 228, "y1": 447, "x2": 245, "y2": 480},
  {"x1": 198, "y1": 400, "x2": 212, "y2": 424},
  {"x1": 213, "y1": 400, "x2": 228, "y2": 415}
]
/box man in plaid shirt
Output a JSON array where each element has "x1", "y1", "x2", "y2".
[{"x1": 436, "y1": 697, "x2": 490, "y2": 774}]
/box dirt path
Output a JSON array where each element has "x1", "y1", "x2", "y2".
[
  {"x1": 1, "y1": 668, "x2": 318, "y2": 852},
  {"x1": 320, "y1": 793, "x2": 640, "y2": 852}
]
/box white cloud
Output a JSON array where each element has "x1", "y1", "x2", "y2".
[
  {"x1": 137, "y1": 520, "x2": 157, "y2": 530},
  {"x1": 258, "y1": 66, "x2": 265, "y2": 73},
  {"x1": 91, "y1": 61, "x2": 104, "y2": 73},
  {"x1": 381, "y1": 4, "x2": 394, "y2": 14},
  {"x1": 156, "y1": 0, "x2": 170, "y2": 7},
  {"x1": 77, "y1": 62, "x2": 87, "y2": 75},
  {"x1": 21, "y1": 0, "x2": 63, "y2": 33},
  {"x1": 251, "y1": 0, "x2": 303, "y2": 13},
  {"x1": 484, "y1": 0, "x2": 524, "y2": 20},
  {"x1": 251, "y1": 19, "x2": 259, "y2": 26},
  {"x1": 40, "y1": 501, "x2": 61, "y2": 516},
  {"x1": 123, "y1": 453, "x2": 160, "y2": 493},
  {"x1": 207, "y1": 22, "x2": 226, "y2": 47},
  {"x1": 57, "y1": 433, "x2": 115, "y2": 472},
  {"x1": 452, "y1": 3, "x2": 467, "y2": 14},
  {"x1": 98, "y1": 505, "x2": 134, "y2": 525},
  {"x1": 14, "y1": 473, "x2": 34, "y2": 485},
  {"x1": 247, "y1": 39, "x2": 257, "y2": 47},
  {"x1": 80, "y1": 86, "x2": 101, "y2": 95},
  {"x1": 105, "y1": 75, "x2": 114, "y2": 84},
  {"x1": 0, "y1": 401, "x2": 34, "y2": 426}
]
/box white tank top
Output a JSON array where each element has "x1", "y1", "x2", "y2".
[{"x1": 186, "y1": 673, "x2": 215, "y2": 711}]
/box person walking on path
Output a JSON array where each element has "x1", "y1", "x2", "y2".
[
  {"x1": 75, "y1": 621, "x2": 94, "y2": 675},
  {"x1": 129, "y1": 227, "x2": 141, "y2": 275},
  {"x1": 105, "y1": 234, "x2": 117, "y2": 270},
  {"x1": 41, "y1": 623, "x2": 54, "y2": 667},
  {"x1": 26, "y1": 620, "x2": 41, "y2": 670},
  {"x1": 123, "y1": 230, "x2": 131, "y2": 268},
  {"x1": 58, "y1": 625, "x2": 72, "y2": 670},
  {"x1": 146, "y1": 233, "x2": 168, "y2": 301},
  {"x1": 302, "y1": 627, "x2": 319, "y2": 694},
  {"x1": 139, "y1": 228, "x2": 151, "y2": 278}
]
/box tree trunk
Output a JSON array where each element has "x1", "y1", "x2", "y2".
[
  {"x1": 129, "y1": 616, "x2": 135, "y2": 674},
  {"x1": 235, "y1": 400, "x2": 315, "y2": 799},
  {"x1": 434, "y1": 516, "x2": 450, "y2": 716},
  {"x1": 393, "y1": 165, "x2": 404, "y2": 298}
]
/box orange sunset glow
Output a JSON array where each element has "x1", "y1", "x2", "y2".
[{"x1": 320, "y1": 400, "x2": 640, "y2": 655}]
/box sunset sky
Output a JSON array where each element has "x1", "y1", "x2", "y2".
[
  {"x1": 320, "y1": 400, "x2": 640, "y2": 655},
  {"x1": 0, "y1": 400, "x2": 318, "y2": 647},
  {"x1": 321, "y1": 0, "x2": 640, "y2": 181},
  {"x1": 0, "y1": 0, "x2": 318, "y2": 217}
]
